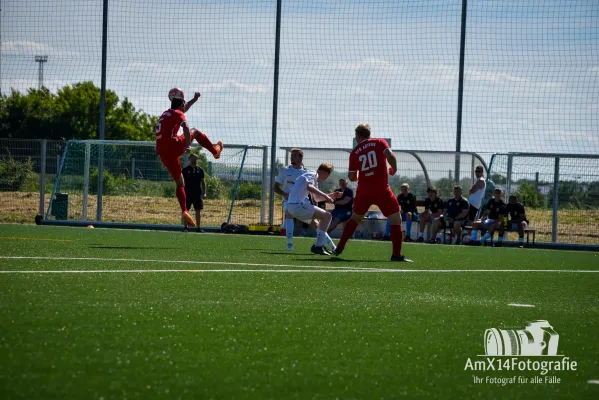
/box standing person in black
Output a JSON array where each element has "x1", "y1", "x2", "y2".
[{"x1": 182, "y1": 153, "x2": 206, "y2": 232}]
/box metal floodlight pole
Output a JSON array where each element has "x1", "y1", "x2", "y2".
[
  {"x1": 268, "y1": 0, "x2": 282, "y2": 226},
  {"x1": 34, "y1": 55, "x2": 48, "y2": 90}
]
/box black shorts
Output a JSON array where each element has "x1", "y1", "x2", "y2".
[
  {"x1": 332, "y1": 208, "x2": 352, "y2": 223},
  {"x1": 186, "y1": 195, "x2": 204, "y2": 210},
  {"x1": 444, "y1": 218, "x2": 468, "y2": 229},
  {"x1": 468, "y1": 205, "x2": 479, "y2": 221}
]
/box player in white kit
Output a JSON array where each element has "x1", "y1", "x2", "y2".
[
  {"x1": 273, "y1": 148, "x2": 307, "y2": 251},
  {"x1": 287, "y1": 163, "x2": 340, "y2": 255}
]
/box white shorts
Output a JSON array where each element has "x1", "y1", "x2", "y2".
[{"x1": 287, "y1": 200, "x2": 316, "y2": 224}]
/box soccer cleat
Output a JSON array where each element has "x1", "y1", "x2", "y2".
[
  {"x1": 493, "y1": 242, "x2": 503, "y2": 248},
  {"x1": 404, "y1": 236, "x2": 413, "y2": 242},
  {"x1": 196, "y1": 228, "x2": 205, "y2": 233},
  {"x1": 213, "y1": 141, "x2": 224, "y2": 159},
  {"x1": 286, "y1": 243, "x2": 294, "y2": 251},
  {"x1": 182, "y1": 211, "x2": 196, "y2": 227},
  {"x1": 311, "y1": 245, "x2": 331, "y2": 255},
  {"x1": 416, "y1": 237, "x2": 424, "y2": 243},
  {"x1": 518, "y1": 244, "x2": 524, "y2": 248},
  {"x1": 391, "y1": 255, "x2": 413, "y2": 262},
  {"x1": 332, "y1": 247, "x2": 344, "y2": 256}
]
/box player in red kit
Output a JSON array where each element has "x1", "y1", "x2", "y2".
[
  {"x1": 156, "y1": 88, "x2": 223, "y2": 227},
  {"x1": 333, "y1": 123, "x2": 412, "y2": 262}
]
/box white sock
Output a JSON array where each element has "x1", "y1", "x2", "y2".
[
  {"x1": 316, "y1": 229, "x2": 327, "y2": 247},
  {"x1": 418, "y1": 232, "x2": 424, "y2": 238},
  {"x1": 285, "y1": 218, "x2": 294, "y2": 245},
  {"x1": 471, "y1": 230, "x2": 478, "y2": 240},
  {"x1": 325, "y1": 233, "x2": 337, "y2": 251}
]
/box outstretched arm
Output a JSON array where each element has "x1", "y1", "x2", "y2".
[
  {"x1": 184, "y1": 92, "x2": 201, "y2": 113},
  {"x1": 308, "y1": 184, "x2": 334, "y2": 203}
]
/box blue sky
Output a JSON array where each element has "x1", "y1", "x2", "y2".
[{"x1": 1, "y1": 0, "x2": 598, "y2": 171}]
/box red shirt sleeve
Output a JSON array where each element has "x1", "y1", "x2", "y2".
[{"x1": 349, "y1": 150, "x2": 359, "y2": 172}]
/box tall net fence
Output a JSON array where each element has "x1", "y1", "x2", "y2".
[
  {"x1": 488, "y1": 153, "x2": 599, "y2": 244},
  {"x1": 0, "y1": 138, "x2": 65, "y2": 223},
  {"x1": 42, "y1": 141, "x2": 267, "y2": 227},
  {"x1": 2, "y1": 1, "x2": 596, "y2": 152}
]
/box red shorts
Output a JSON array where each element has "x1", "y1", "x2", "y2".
[
  {"x1": 353, "y1": 185, "x2": 401, "y2": 217},
  {"x1": 157, "y1": 136, "x2": 187, "y2": 181}
]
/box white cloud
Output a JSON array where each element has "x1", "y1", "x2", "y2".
[
  {"x1": 1, "y1": 40, "x2": 79, "y2": 57},
  {"x1": 205, "y1": 80, "x2": 270, "y2": 93}
]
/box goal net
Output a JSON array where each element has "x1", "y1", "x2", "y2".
[{"x1": 45, "y1": 140, "x2": 267, "y2": 228}]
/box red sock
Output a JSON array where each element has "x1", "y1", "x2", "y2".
[
  {"x1": 390, "y1": 224, "x2": 403, "y2": 257},
  {"x1": 337, "y1": 219, "x2": 359, "y2": 250},
  {"x1": 176, "y1": 185, "x2": 187, "y2": 212},
  {"x1": 193, "y1": 130, "x2": 217, "y2": 156}
]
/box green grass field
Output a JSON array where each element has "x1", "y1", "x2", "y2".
[{"x1": 0, "y1": 224, "x2": 598, "y2": 399}]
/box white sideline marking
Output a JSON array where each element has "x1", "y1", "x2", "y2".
[
  {"x1": 508, "y1": 303, "x2": 536, "y2": 307},
  {"x1": 588, "y1": 380, "x2": 599, "y2": 385},
  {"x1": 0, "y1": 269, "x2": 365, "y2": 274},
  {"x1": 0, "y1": 256, "x2": 365, "y2": 271},
  {"x1": 0, "y1": 256, "x2": 598, "y2": 273}
]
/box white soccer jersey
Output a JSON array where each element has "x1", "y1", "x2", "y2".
[
  {"x1": 468, "y1": 176, "x2": 486, "y2": 209},
  {"x1": 287, "y1": 171, "x2": 317, "y2": 204},
  {"x1": 275, "y1": 165, "x2": 307, "y2": 194}
]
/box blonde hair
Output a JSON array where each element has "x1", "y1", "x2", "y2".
[{"x1": 317, "y1": 162, "x2": 334, "y2": 174}]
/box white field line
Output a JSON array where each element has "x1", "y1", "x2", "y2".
[
  {"x1": 588, "y1": 380, "x2": 599, "y2": 384},
  {"x1": 0, "y1": 269, "x2": 367, "y2": 274},
  {"x1": 507, "y1": 303, "x2": 536, "y2": 307},
  {"x1": 0, "y1": 256, "x2": 598, "y2": 273}
]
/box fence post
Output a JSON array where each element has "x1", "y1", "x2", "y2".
[
  {"x1": 56, "y1": 155, "x2": 61, "y2": 173},
  {"x1": 227, "y1": 146, "x2": 248, "y2": 224},
  {"x1": 82, "y1": 142, "x2": 91, "y2": 220},
  {"x1": 131, "y1": 157, "x2": 136, "y2": 179},
  {"x1": 506, "y1": 154, "x2": 513, "y2": 198},
  {"x1": 552, "y1": 157, "x2": 559, "y2": 242},
  {"x1": 39, "y1": 139, "x2": 47, "y2": 215},
  {"x1": 261, "y1": 146, "x2": 268, "y2": 225}
]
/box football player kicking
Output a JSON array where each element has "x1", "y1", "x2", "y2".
[
  {"x1": 334, "y1": 123, "x2": 412, "y2": 262},
  {"x1": 155, "y1": 88, "x2": 223, "y2": 227},
  {"x1": 286, "y1": 163, "x2": 340, "y2": 255}
]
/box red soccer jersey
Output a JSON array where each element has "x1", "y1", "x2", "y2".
[
  {"x1": 155, "y1": 109, "x2": 187, "y2": 152},
  {"x1": 349, "y1": 138, "x2": 391, "y2": 191}
]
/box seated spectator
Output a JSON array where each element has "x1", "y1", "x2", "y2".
[
  {"x1": 417, "y1": 186, "x2": 444, "y2": 242},
  {"x1": 499, "y1": 195, "x2": 529, "y2": 248},
  {"x1": 430, "y1": 185, "x2": 469, "y2": 244},
  {"x1": 328, "y1": 178, "x2": 354, "y2": 233},
  {"x1": 384, "y1": 183, "x2": 418, "y2": 241},
  {"x1": 470, "y1": 187, "x2": 507, "y2": 246}
]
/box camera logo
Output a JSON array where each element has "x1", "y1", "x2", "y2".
[{"x1": 484, "y1": 320, "x2": 559, "y2": 356}]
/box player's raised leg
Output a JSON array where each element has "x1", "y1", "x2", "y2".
[{"x1": 191, "y1": 128, "x2": 223, "y2": 159}]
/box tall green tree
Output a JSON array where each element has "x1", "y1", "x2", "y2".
[{"x1": 0, "y1": 82, "x2": 157, "y2": 141}]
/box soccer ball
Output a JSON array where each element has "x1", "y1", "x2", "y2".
[{"x1": 168, "y1": 87, "x2": 185, "y2": 101}]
